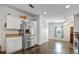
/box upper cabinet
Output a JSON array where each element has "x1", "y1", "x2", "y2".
[
  {"x1": 74, "y1": 14, "x2": 79, "y2": 32},
  {"x1": 6, "y1": 15, "x2": 21, "y2": 29}
]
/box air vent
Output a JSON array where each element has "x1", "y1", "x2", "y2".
[{"x1": 29, "y1": 4, "x2": 35, "y2": 8}]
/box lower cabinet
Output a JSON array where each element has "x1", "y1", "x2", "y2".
[
  {"x1": 31, "y1": 38, "x2": 37, "y2": 47},
  {"x1": 24, "y1": 38, "x2": 37, "y2": 49},
  {"x1": 6, "y1": 37, "x2": 22, "y2": 53},
  {"x1": 6, "y1": 36, "x2": 37, "y2": 53}
]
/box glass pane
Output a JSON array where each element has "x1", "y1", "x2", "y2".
[{"x1": 55, "y1": 26, "x2": 63, "y2": 38}]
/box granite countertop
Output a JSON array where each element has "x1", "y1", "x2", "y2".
[{"x1": 6, "y1": 34, "x2": 22, "y2": 38}]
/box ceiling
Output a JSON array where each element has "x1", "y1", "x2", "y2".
[
  {"x1": 36, "y1": 4, "x2": 79, "y2": 18},
  {"x1": 4, "y1": 4, "x2": 79, "y2": 22}
]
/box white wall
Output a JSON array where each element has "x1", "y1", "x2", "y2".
[
  {"x1": 74, "y1": 14, "x2": 79, "y2": 53},
  {"x1": 38, "y1": 16, "x2": 48, "y2": 45},
  {"x1": 0, "y1": 6, "x2": 1, "y2": 46},
  {"x1": 48, "y1": 18, "x2": 74, "y2": 41},
  {"x1": 0, "y1": 5, "x2": 6, "y2": 51}
]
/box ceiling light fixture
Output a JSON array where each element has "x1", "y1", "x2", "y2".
[
  {"x1": 65, "y1": 5, "x2": 71, "y2": 8},
  {"x1": 44, "y1": 12, "x2": 47, "y2": 14}
]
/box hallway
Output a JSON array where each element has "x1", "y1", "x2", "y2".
[{"x1": 13, "y1": 39, "x2": 74, "y2": 54}]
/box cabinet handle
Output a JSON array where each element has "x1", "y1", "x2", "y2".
[{"x1": 5, "y1": 23, "x2": 7, "y2": 27}]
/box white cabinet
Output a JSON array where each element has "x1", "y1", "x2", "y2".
[
  {"x1": 30, "y1": 21, "x2": 37, "y2": 46},
  {"x1": 6, "y1": 15, "x2": 21, "y2": 29},
  {"x1": 31, "y1": 38, "x2": 37, "y2": 47},
  {"x1": 6, "y1": 37, "x2": 22, "y2": 53}
]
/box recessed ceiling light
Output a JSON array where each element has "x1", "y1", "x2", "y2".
[
  {"x1": 65, "y1": 5, "x2": 71, "y2": 8},
  {"x1": 44, "y1": 12, "x2": 47, "y2": 14}
]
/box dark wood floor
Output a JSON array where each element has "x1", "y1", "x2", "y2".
[{"x1": 13, "y1": 39, "x2": 74, "y2": 54}]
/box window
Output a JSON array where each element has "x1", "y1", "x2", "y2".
[{"x1": 55, "y1": 25, "x2": 64, "y2": 38}]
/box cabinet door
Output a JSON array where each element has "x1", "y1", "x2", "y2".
[
  {"x1": 6, "y1": 15, "x2": 21, "y2": 29},
  {"x1": 30, "y1": 21, "x2": 37, "y2": 47},
  {"x1": 6, "y1": 38, "x2": 17, "y2": 53},
  {"x1": 6, "y1": 37, "x2": 22, "y2": 53},
  {"x1": 30, "y1": 37, "x2": 36, "y2": 47},
  {"x1": 14, "y1": 17, "x2": 21, "y2": 29},
  {"x1": 14, "y1": 37, "x2": 22, "y2": 51}
]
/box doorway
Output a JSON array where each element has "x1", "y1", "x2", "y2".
[{"x1": 70, "y1": 26, "x2": 74, "y2": 46}]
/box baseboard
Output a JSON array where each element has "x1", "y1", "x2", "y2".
[
  {"x1": 49, "y1": 39, "x2": 70, "y2": 42},
  {"x1": 38, "y1": 40, "x2": 49, "y2": 45}
]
